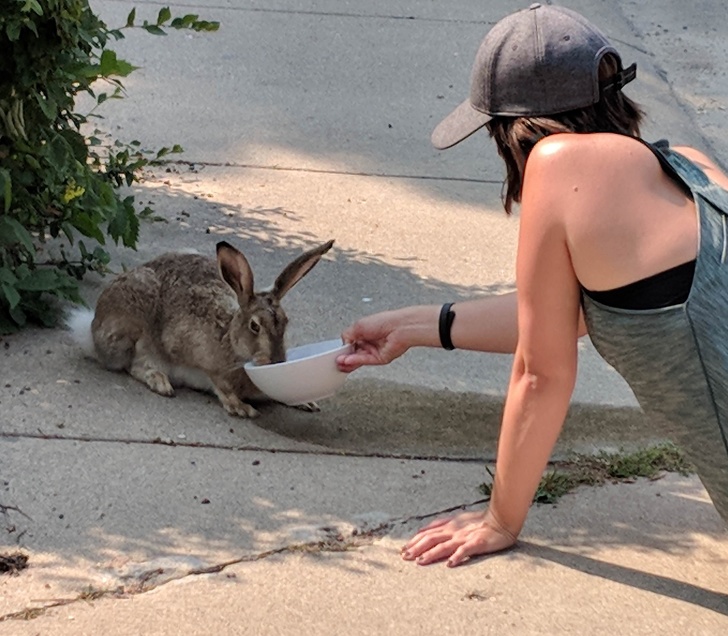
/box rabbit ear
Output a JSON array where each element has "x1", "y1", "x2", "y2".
[
  {"x1": 217, "y1": 241, "x2": 255, "y2": 305},
  {"x1": 272, "y1": 239, "x2": 334, "y2": 299}
]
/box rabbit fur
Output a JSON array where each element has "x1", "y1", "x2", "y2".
[{"x1": 68, "y1": 239, "x2": 334, "y2": 418}]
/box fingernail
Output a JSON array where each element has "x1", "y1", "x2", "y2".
[
  {"x1": 402, "y1": 550, "x2": 412, "y2": 559},
  {"x1": 447, "y1": 559, "x2": 455, "y2": 568}
]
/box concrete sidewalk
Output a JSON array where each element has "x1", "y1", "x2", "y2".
[{"x1": 2, "y1": 0, "x2": 728, "y2": 633}]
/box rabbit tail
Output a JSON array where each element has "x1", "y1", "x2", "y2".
[{"x1": 65, "y1": 306, "x2": 97, "y2": 359}]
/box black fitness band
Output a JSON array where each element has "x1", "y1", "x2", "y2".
[{"x1": 439, "y1": 303, "x2": 456, "y2": 350}]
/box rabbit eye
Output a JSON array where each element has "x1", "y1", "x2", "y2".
[{"x1": 249, "y1": 319, "x2": 261, "y2": 335}]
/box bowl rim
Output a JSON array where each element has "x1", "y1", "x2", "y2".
[{"x1": 243, "y1": 338, "x2": 350, "y2": 371}]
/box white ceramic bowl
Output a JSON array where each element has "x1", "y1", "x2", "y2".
[{"x1": 244, "y1": 339, "x2": 353, "y2": 406}]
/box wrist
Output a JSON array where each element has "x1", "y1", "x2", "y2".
[
  {"x1": 393, "y1": 305, "x2": 442, "y2": 349},
  {"x1": 485, "y1": 506, "x2": 521, "y2": 543}
]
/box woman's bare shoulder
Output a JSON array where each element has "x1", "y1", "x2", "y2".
[
  {"x1": 524, "y1": 133, "x2": 652, "y2": 191},
  {"x1": 529, "y1": 133, "x2": 650, "y2": 170}
]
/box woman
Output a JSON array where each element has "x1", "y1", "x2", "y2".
[{"x1": 336, "y1": 4, "x2": 728, "y2": 567}]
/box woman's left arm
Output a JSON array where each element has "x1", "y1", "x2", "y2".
[
  {"x1": 405, "y1": 144, "x2": 582, "y2": 565},
  {"x1": 485, "y1": 152, "x2": 582, "y2": 540}
]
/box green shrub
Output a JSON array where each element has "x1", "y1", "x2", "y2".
[{"x1": 0, "y1": 1, "x2": 218, "y2": 333}]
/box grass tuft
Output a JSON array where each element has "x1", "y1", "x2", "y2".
[{"x1": 478, "y1": 442, "x2": 692, "y2": 505}]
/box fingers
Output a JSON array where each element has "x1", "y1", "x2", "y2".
[
  {"x1": 399, "y1": 516, "x2": 454, "y2": 557},
  {"x1": 446, "y1": 541, "x2": 478, "y2": 568},
  {"x1": 340, "y1": 324, "x2": 359, "y2": 345},
  {"x1": 401, "y1": 532, "x2": 448, "y2": 561},
  {"x1": 336, "y1": 342, "x2": 387, "y2": 371},
  {"x1": 399, "y1": 510, "x2": 518, "y2": 568},
  {"x1": 404, "y1": 532, "x2": 487, "y2": 568},
  {"x1": 414, "y1": 516, "x2": 452, "y2": 533},
  {"x1": 338, "y1": 311, "x2": 406, "y2": 370},
  {"x1": 413, "y1": 539, "x2": 459, "y2": 566}
]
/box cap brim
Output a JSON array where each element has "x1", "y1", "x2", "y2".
[{"x1": 431, "y1": 99, "x2": 492, "y2": 150}]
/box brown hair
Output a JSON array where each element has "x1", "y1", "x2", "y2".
[{"x1": 485, "y1": 54, "x2": 645, "y2": 214}]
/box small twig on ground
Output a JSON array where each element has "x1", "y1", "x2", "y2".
[{"x1": 0, "y1": 503, "x2": 32, "y2": 521}]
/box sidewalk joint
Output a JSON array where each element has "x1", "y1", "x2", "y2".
[
  {"x1": 165, "y1": 159, "x2": 500, "y2": 185},
  {"x1": 0, "y1": 431, "x2": 492, "y2": 462}
]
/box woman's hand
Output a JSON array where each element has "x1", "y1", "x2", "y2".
[
  {"x1": 401, "y1": 509, "x2": 518, "y2": 567},
  {"x1": 336, "y1": 306, "x2": 439, "y2": 373}
]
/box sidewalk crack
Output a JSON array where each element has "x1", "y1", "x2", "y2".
[{"x1": 0, "y1": 498, "x2": 489, "y2": 623}]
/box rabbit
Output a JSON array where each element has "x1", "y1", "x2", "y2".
[{"x1": 67, "y1": 239, "x2": 335, "y2": 418}]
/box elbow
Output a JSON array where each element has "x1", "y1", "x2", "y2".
[
  {"x1": 513, "y1": 355, "x2": 577, "y2": 395},
  {"x1": 521, "y1": 371, "x2": 575, "y2": 396}
]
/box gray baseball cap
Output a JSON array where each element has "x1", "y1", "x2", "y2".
[{"x1": 431, "y1": 3, "x2": 636, "y2": 149}]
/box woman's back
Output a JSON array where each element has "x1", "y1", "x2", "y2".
[
  {"x1": 569, "y1": 142, "x2": 728, "y2": 519},
  {"x1": 524, "y1": 133, "x2": 713, "y2": 293}
]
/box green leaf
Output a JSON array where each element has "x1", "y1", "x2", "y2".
[
  {"x1": 0, "y1": 267, "x2": 18, "y2": 286},
  {"x1": 15, "y1": 268, "x2": 60, "y2": 292},
  {"x1": 193, "y1": 21, "x2": 220, "y2": 32},
  {"x1": 126, "y1": 8, "x2": 136, "y2": 27},
  {"x1": 70, "y1": 213, "x2": 106, "y2": 244},
  {"x1": 93, "y1": 246, "x2": 111, "y2": 265},
  {"x1": 99, "y1": 50, "x2": 138, "y2": 78},
  {"x1": 21, "y1": 0, "x2": 43, "y2": 16},
  {"x1": 143, "y1": 25, "x2": 167, "y2": 36},
  {"x1": 157, "y1": 7, "x2": 172, "y2": 25},
  {"x1": 61, "y1": 221, "x2": 76, "y2": 244},
  {"x1": 0, "y1": 169, "x2": 11, "y2": 213},
  {"x1": 35, "y1": 93, "x2": 58, "y2": 120},
  {"x1": 6, "y1": 22, "x2": 21, "y2": 42},
  {"x1": 1, "y1": 283, "x2": 21, "y2": 309},
  {"x1": 0, "y1": 216, "x2": 34, "y2": 252},
  {"x1": 108, "y1": 201, "x2": 140, "y2": 247},
  {"x1": 14, "y1": 264, "x2": 30, "y2": 280},
  {"x1": 9, "y1": 304, "x2": 27, "y2": 327},
  {"x1": 168, "y1": 15, "x2": 219, "y2": 32},
  {"x1": 0, "y1": 310, "x2": 21, "y2": 334}
]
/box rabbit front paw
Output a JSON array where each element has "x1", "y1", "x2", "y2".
[
  {"x1": 217, "y1": 393, "x2": 260, "y2": 419},
  {"x1": 292, "y1": 401, "x2": 320, "y2": 413}
]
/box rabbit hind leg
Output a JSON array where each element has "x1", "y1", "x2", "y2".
[{"x1": 92, "y1": 316, "x2": 138, "y2": 372}]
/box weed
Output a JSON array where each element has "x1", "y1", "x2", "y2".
[{"x1": 478, "y1": 442, "x2": 692, "y2": 505}]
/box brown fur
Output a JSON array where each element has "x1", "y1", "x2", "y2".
[{"x1": 90, "y1": 240, "x2": 334, "y2": 418}]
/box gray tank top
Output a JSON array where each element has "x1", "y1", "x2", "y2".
[{"x1": 581, "y1": 141, "x2": 728, "y2": 522}]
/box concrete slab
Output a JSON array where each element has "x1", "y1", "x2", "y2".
[
  {"x1": 3, "y1": 468, "x2": 726, "y2": 634},
  {"x1": 0, "y1": 436, "x2": 487, "y2": 617}
]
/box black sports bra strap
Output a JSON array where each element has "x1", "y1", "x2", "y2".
[
  {"x1": 635, "y1": 138, "x2": 692, "y2": 195},
  {"x1": 646, "y1": 138, "x2": 728, "y2": 212}
]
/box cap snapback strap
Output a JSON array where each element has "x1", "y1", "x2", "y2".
[{"x1": 600, "y1": 63, "x2": 637, "y2": 93}]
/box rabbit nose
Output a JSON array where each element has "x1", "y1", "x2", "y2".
[{"x1": 253, "y1": 354, "x2": 272, "y2": 365}]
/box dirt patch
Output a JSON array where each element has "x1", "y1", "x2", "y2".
[{"x1": 0, "y1": 552, "x2": 28, "y2": 575}]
